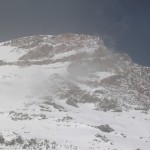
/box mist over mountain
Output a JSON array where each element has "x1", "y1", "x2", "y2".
[{"x1": 0, "y1": 34, "x2": 150, "y2": 149}]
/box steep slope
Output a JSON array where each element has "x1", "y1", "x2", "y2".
[{"x1": 0, "y1": 34, "x2": 150, "y2": 150}]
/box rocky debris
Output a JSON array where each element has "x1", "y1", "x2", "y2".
[
  {"x1": 38, "y1": 104, "x2": 51, "y2": 112},
  {"x1": 0, "y1": 132, "x2": 57, "y2": 150},
  {"x1": 9, "y1": 111, "x2": 47, "y2": 121},
  {"x1": 0, "y1": 131, "x2": 80, "y2": 150},
  {"x1": 98, "y1": 98, "x2": 120, "y2": 112},
  {"x1": 0, "y1": 132, "x2": 23, "y2": 146},
  {"x1": 58, "y1": 116, "x2": 73, "y2": 122},
  {"x1": 43, "y1": 100, "x2": 65, "y2": 112},
  {"x1": 95, "y1": 134, "x2": 112, "y2": 143},
  {"x1": 22, "y1": 139, "x2": 51, "y2": 150}
]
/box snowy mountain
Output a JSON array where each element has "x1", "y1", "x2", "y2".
[{"x1": 0, "y1": 33, "x2": 150, "y2": 150}]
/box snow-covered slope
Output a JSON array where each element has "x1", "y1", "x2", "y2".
[{"x1": 0, "y1": 34, "x2": 150, "y2": 150}]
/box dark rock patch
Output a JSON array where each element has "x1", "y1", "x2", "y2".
[{"x1": 96, "y1": 124, "x2": 114, "y2": 133}]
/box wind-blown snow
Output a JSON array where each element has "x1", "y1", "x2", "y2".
[{"x1": 0, "y1": 34, "x2": 150, "y2": 150}]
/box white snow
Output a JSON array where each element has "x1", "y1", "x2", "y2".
[
  {"x1": 0, "y1": 37, "x2": 150, "y2": 150},
  {"x1": 0, "y1": 45, "x2": 26, "y2": 62}
]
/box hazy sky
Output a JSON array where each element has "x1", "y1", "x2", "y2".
[{"x1": 0, "y1": 0, "x2": 150, "y2": 66}]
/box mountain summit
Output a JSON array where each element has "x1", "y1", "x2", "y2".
[{"x1": 0, "y1": 34, "x2": 150, "y2": 150}]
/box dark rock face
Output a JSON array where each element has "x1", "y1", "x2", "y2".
[
  {"x1": 0, "y1": 134, "x2": 5, "y2": 144},
  {"x1": 96, "y1": 124, "x2": 114, "y2": 133},
  {"x1": 19, "y1": 45, "x2": 53, "y2": 60}
]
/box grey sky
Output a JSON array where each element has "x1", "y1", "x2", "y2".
[{"x1": 0, "y1": 0, "x2": 150, "y2": 66}]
